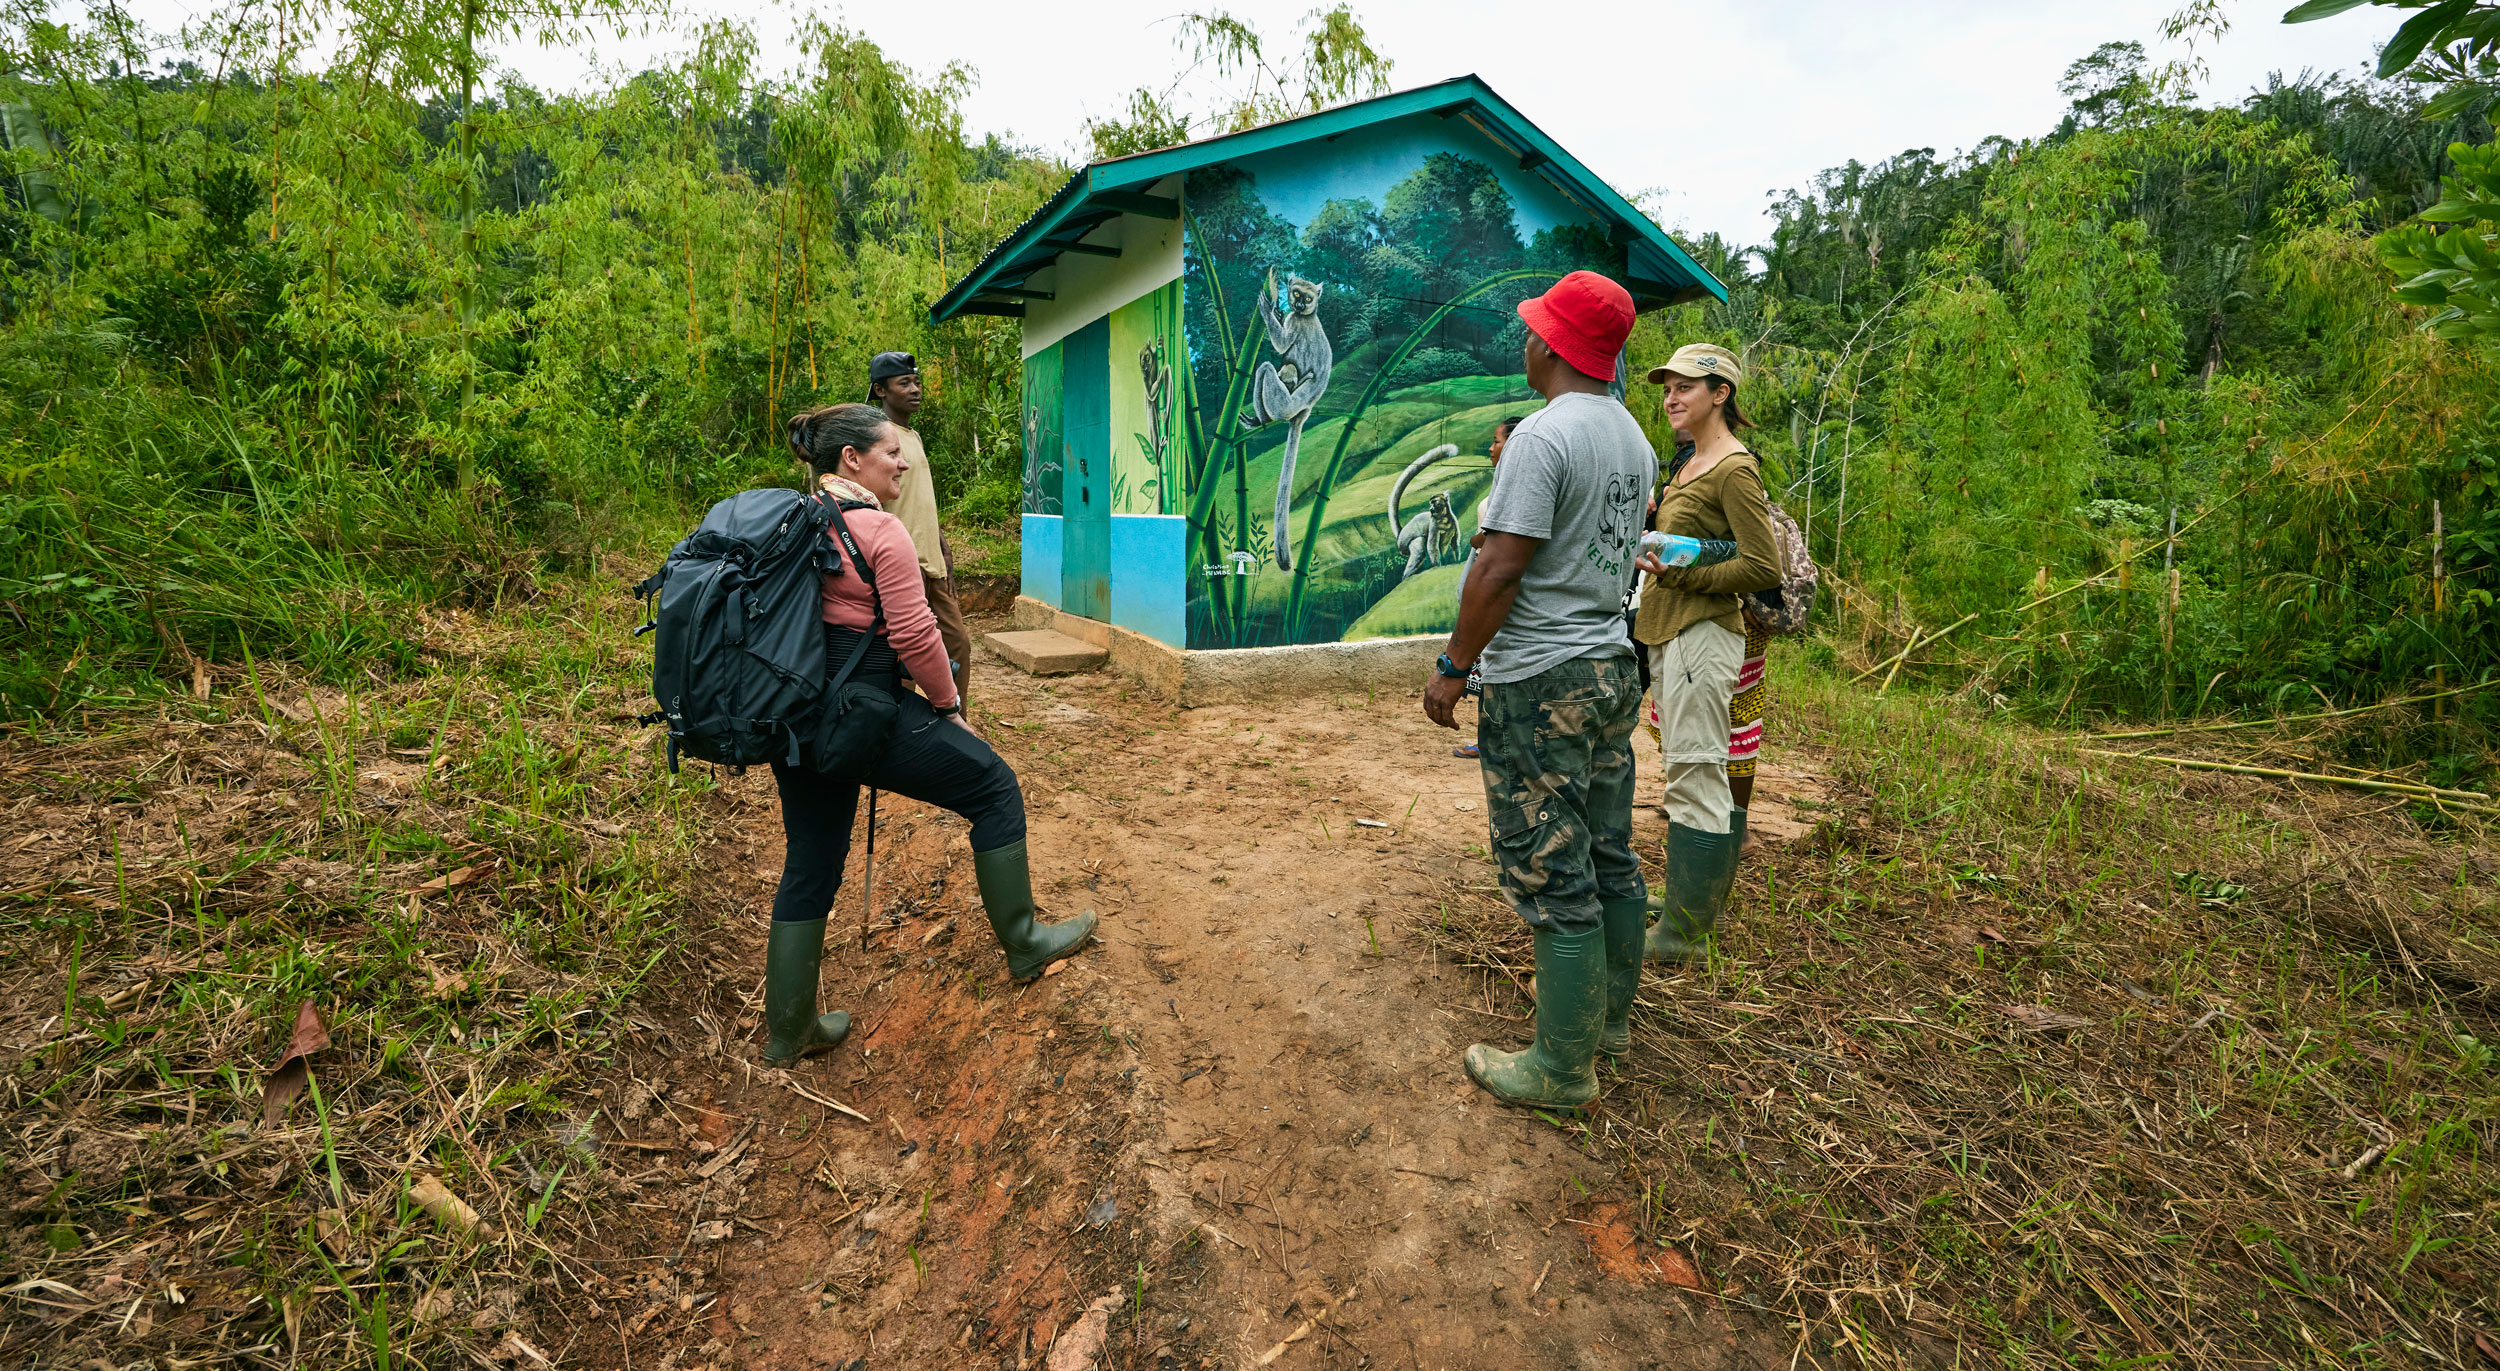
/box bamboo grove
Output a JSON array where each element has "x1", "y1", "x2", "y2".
[
  {"x1": 1625, "y1": 43, "x2": 2498, "y2": 783},
  {"x1": 0, "y1": 6, "x2": 2493, "y2": 786},
  {"x1": 0, "y1": 1, "x2": 1056, "y2": 714}
]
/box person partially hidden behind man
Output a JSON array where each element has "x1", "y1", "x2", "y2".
[
  {"x1": 1422, "y1": 271, "x2": 1657, "y2": 1114},
  {"x1": 868, "y1": 352, "x2": 973, "y2": 712}
]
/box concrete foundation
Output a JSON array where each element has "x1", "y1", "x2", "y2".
[{"x1": 1007, "y1": 597, "x2": 1441, "y2": 706}]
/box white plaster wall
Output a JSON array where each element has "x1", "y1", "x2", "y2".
[{"x1": 1019, "y1": 175, "x2": 1185, "y2": 359}]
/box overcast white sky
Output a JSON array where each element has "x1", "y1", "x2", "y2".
[{"x1": 113, "y1": 0, "x2": 2400, "y2": 245}]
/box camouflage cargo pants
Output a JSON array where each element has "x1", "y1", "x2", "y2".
[{"x1": 1474, "y1": 650, "x2": 1646, "y2": 935}]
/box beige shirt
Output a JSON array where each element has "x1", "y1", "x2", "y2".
[{"x1": 885, "y1": 425, "x2": 949, "y2": 580}]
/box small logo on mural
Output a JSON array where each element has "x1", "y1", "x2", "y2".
[{"x1": 1203, "y1": 551, "x2": 1264, "y2": 578}]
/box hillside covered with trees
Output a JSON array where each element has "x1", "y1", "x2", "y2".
[{"x1": 1, "y1": 0, "x2": 2491, "y2": 783}]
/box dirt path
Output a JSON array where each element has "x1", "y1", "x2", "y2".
[{"x1": 604, "y1": 624, "x2": 1823, "y2": 1370}]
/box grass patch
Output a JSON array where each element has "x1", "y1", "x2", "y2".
[
  {"x1": 1430, "y1": 663, "x2": 2498, "y2": 1366},
  {"x1": 947, "y1": 517, "x2": 1024, "y2": 580},
  {"x1": 0, "y1": 574, "x2": 715, "y2": 1366}
]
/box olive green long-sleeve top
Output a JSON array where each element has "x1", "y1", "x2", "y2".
[{"x1": 1632, "y1": 449, "x2": 1783, "y2": 646}]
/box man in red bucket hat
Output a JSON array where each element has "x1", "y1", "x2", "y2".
[{"x1": 1423, "y1": 270, "x2": 1658, "y2": 1114}]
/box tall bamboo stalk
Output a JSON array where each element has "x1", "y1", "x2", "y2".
[
  {"x1": 765, "y1": 187, "x2": 788, "y2": 424},
  {"x1": 682, "y1": 189, "x2": 703, "y2": 375},
  {"x1": 2162, "y1": 504, "x2": 2177, "y2": 720},
  {"x1": 267, "y1": 3, "x2": 285, "y2": 243},
  {"x1": 2433, "y1": 497, "x2": 2447, "y2": 724},
  {"x1": 455, "y1": 0, "x2": 477, "y2": 490}
]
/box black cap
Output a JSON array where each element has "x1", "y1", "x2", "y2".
[{"x1": 867, "y1": 351, "x2": 917, "y2": 401}]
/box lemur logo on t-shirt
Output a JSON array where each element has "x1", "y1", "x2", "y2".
[{"x1": 1586, "y1": 470, "x2": 1643, "y2": 580}]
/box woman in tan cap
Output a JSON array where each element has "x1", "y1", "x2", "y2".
[{"x1": 1630, "y1": 344, "x2": 1783, "y2": 964}]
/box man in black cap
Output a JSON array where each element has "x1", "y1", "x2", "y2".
[{"x1": 868, "y1": 351, "x2": 971, "y2": 710}]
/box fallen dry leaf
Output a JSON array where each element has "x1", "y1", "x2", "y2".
[
  {"x1": 1998, "y1": 1003, "x2": 2094, "y2": 1035},
  {"x1": 489, "y1": 1332, "x2": 552, "y2": 1366},
  {"x1": 412, "y1": 1286, "x2": 458, "y2": 1324},
  {"x1": 412, "y1": 865, "x2": 479, "y2": 896},
  {"x1": 314, "y1": 1208, "x2": 353, "y2": 1261},
  {"x1": 1046, "y1": 1289, "x2": 1122, "y2": 1371},
  {"x1": 2473, "y1": 1328, "x2": 2500, "y2": 1369},
  {"x1": 258, "y1": 1001, "x2": 332, "y2": 1130},
  {"x1": 1648, "y1": 1247, "x2": 1709, "y2": 1292},
  {"x1": 407, "y1": 1175, "x2": 486, "y2": 1234},
  {"x1": 428, "y1": 968, "x2": 470, "y2": 1000}
]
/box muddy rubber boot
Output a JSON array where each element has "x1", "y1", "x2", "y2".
[
  {"x1": 973, "y1": 840, "x2": 1098, "y2": 982},
  {"x1": 1644, "y1": 822, "x2": 1736, "y2": 965},
  {"x1": 761, "y1": 918, "x2": 851, "y2": 1064},
  {"x1": 1465, "y1": 927, "x2": 1604, "y2": 1113},
  {"x1": 1599, "y1": 896, "x2": 1647, "y2": 1059},
  {"x1": 1644, "y1": 809, "x2": 1748, "y2": 914}
]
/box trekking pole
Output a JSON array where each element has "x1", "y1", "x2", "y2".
[{"x1": 860, "y1": 787, "x2": 878, "y2": 949}]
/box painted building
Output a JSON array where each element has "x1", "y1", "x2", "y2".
[{"x1": 931, "y1": 76, "x2": 1727, "y2": 653}]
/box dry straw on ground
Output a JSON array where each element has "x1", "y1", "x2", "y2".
[{"x1": 1428, "y1": 671, "x2": 2497, "y2": 1368}]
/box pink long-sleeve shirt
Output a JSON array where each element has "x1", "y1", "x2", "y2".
[{"x1": 820, "y1": 507, "x2": 959, "y2": 709}]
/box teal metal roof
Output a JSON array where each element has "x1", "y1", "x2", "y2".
[{"x1": 929, "y1": 74, "x2": 1727, "y2": 324}]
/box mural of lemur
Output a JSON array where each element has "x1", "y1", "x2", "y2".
[
  {"x1": 1139, "y1": 338, "x2": 1171, "y2": 513},
  {"x1": 1386, "y1": 442, "x2": 1468, "y2": 580},
  {"x1": 1240, "y1": 269, "x2": 1332, "y2": 570},
  {"x1": 1396, "y1": 490, "x2": 1461, "y2": 578}
]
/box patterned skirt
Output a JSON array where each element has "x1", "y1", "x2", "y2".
[{"x1": 1726, "y1": 622, "x2": 1770, "y2": 778}]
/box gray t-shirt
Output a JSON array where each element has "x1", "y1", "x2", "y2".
[{"x1": 1473, "y1": 392, "x2": 1659, "y2": 685}]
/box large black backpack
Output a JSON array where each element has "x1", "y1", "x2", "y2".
[{"x1": 635, "y1": 487, "x2": 863, "y2": 772}]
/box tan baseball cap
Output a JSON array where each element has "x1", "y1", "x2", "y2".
[{"x1": 1645, "y1": 343, "x2": 1743, "y2": 387}]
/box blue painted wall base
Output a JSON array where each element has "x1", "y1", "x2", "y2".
[
  {"x1": 1108, "y1": 515, "x2": 1187, "y2": 647},
  {"x1": 1021, "y1": 514, "x2": 1063, "y2": 608}
]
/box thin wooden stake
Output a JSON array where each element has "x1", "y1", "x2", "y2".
[
  {"x1": 2433, "y1": 498, "x2": 2447, "y2": 723},
  {"x1": 860, "y1": 788, "x2": 879, "y2": 948},
  {"x1": 2078, "y1": 749, "x2": 2495, "y2": 811},
  {"x1": 2161, "y1": 505, "x2": 2177, "y2": 720},
  {"x1": 2085, "y1": 680, "x2": 2500, "y2": 740}
]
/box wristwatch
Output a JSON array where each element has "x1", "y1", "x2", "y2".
[
  {"x1": 933, "y1": 700, "x2": 965, "y2": 716},
  {"x1": 1435, "y1": 652, "x2": 1474, "y2": 680}
]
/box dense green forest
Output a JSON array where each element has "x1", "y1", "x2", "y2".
[
  {"x1": 0, "y1": 2, "x2": 2491, "y2": 779},
  {"x1": 0, "y1": 2, "x2": 1055, "y2": 714},
  {"x1": 1649, "y1": 33, "x2": 2498, "y2": 781}
]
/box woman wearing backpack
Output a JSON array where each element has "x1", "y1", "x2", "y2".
[
  {"x1": 759, "y1": 403, "x2": 1096, "y2": 1064},
  {"x1": 1630, "y1": 345, "x2": 1782, "y2": 964}
]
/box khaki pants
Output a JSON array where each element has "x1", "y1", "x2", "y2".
[
  {"x1": 1647, "y1": 620, "x2": 1745, "y2": 835},
  {"x1": 924, "y1": 567, "x2": 971, "y2": 708}
]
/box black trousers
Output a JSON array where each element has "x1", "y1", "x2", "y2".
[{"x1": 769, "y1": 691, "x2": 1026, "y2": 922}]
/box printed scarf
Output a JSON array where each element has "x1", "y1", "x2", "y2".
[{"x1": 815, "y1": 473, "x2": 882, "y2": 509}]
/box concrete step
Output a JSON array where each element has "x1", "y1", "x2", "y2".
[{"x1": 983, "y1": 629, "x2": 1109, "y2": 676}]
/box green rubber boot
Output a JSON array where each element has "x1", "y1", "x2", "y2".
[
  {"x1": 1465, "y1": 927, "x2": 1605, "y2": 1113},
  {"x1": 972, "y1": 840, "x2": 1098, "y2": 982},
  {"x1": 1644, "y1": 822, "x2": 1738, "y2": 965},
  {"x1": 761, "y1": 918, "x2": 851, "y2": 1064},
  {"x1": 1645, "y1": 808, "x2": 1746, "y2": 914},
  {"x1": 1599, "y1": 895, "x2": 1647, "y2": 1058}
]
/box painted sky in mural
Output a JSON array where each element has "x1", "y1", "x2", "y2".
[{"x1": 1179, "y1": 133, "x2": 1629, "y2": 650}]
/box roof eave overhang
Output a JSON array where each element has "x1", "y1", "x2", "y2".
[{"x1": 929, "y1": 75, "x2": 1726, "y2": 326}]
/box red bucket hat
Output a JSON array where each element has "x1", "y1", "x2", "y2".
[{"x1": 1516, "y1": 271, "x2": 1636, "y2": 381}]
